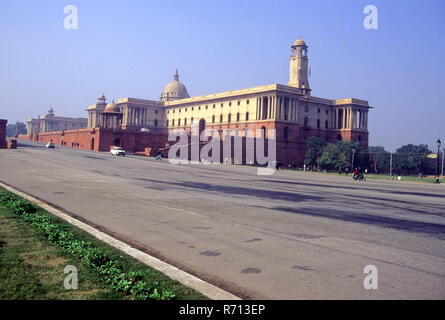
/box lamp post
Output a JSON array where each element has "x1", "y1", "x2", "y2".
[
  {"x1": 436, "y1": 138, "x2": 441, "y2": 183},
  {"x1": 351, "y1": 149, "x2": 355, "y2": 172}
]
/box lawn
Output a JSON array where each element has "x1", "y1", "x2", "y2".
[{"x1": 0, "y1": 188, "x2": 206, "y2": 300}]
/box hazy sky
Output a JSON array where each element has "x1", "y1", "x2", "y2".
[{"x1": 0, "y1": 0, "x2": 444, "y2": 151}]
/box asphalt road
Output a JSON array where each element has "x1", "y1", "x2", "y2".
[{"x1": 1, "y1": 140, "x2": 445, "y2": 299}]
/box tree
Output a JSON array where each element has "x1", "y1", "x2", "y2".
[
  {"x1": 304, "y1": 137, "x2": 328, "y2": 168},
  {"x1": 318, "y1": 143, "x2": 344, "y2": 170},
  {"x1": 6, "y1": 122, "x2": 27, "y2": 137},
  {"x1": 396, "y1": 144, "x2": 432, "y2": 174},
  {"x1": 369, "y1": 146, "x2": 390, "y2": 173}
]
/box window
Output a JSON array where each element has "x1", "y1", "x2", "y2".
[
  {"x1": 178, "y1": 119, "x2": 181, "y2": 126},
  {"x1": 184, "y1": 118, "x2": 187, "y2": 126},
  {"x1": 166, "y1": 120, "x2": 169, "y2": 127},
  {"x1": 192, "y1": 107, "x2": 194, "y2": 111},
  {"x1": 236, "y1": 113, "x2": 240, "y2": 122},
  {"x1": 237, "y1": 101, "x2": 240, "y2": 106},
  {"x1": 154, "y1": 119, "x2": 158, "y2": 127},
  {"x1": 246, "y1": 112, "x2": 249, "y2": 121},
  {"x1": 325, "y1": 120, "x2": 328, "y2": 129},
  {"x1": 155, "y1": 110, "x2": 158, "y2": 114},
  {"x1": 185, "y1": 108, "x2": 187, "y2": 112},
  {"x1": 179, "y1": 109, "x2": 181, "y2": 113},
  {"x1": 206, "y1": 105, "x2": 208, "y2": 109},
  {"x1": 228, "y1": 114, "x2": 231, "y2": 123},
  {"x1": 304, "y1": 117, "x2": 308, "y2": 127},
  {"x1": 317, "y1": 119, "x2": 320, "y2": 129},
  {"x1": 173, "y1": 110, "x2": 175, "y2": 113},
  {"x1": 326, "y1": 110, "x2": 328, "y2": 114},
  {"x1": 284, "y1": 127, "x2": 289, "y2": 139},
  {"x1": 212, "y1": 115, "x2": 215, "y2": 123},
  {"x1": 305, "y1": 105, "x2": 309, "y2": 113},
  {"x1": 229, "y1": 102, "x2": 232, "y2": 106},
  {"x1": 221, "y1": 103, "x2": 223, "y2": 107},
  {"x1": 213, "y1": 104, "x2": 215, "y2": 108},
  {"x1": 191, "y1": 117, "x2": 194, "y2": 124},
  {"x1": 318, "y1": 108, "x2": 320, "y2": 113},
  {"x1": 198, "y1": 106, "x2": 201, "y2": 110},
  {"x1": 220, "y1": 114, "x2": 223, "y2": 122},
  {"x1": 172, "y1": 119, "x2": 175, "y2": 126},
  {"x1": 246, "y1": 100, "x2": 249, "y2": 104}
]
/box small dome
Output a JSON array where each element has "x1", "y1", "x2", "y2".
[
  {"x1": 99, "y1": 93, "x2": 105, "y2": 100},
  {"x1": 293, "y1": 37, "x2": 306, "y2": 46},
  {"x1": 46, "y1": 107, "x2": 55, "y2": 117},
  {"x1": 160, "y1": 69, "x2": 190, "y2": 102},
  {"x1": 103, "y1": 100, "x2": 121, "y2": 113}
]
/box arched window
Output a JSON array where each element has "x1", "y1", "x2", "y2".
[
  {"x1": 246, "y1": 112, "x2": 249, "y2": 121},
  {"x1": 154, "y1": 119, "x2": 158, "y2": 127},
  {"x1": 304, "y1": 117, "x2": 308, "y2": 127},
  {"x1": 91, "y1": 138, "x2": 95, "y2": 150},
  {"x1": 212, "y1": 115, "x2": 215, "y2": 123},
  {"x1": 178, "y1": 119, "x2": 181, "y2": 127},
  {"x1": 220, "y1": 114, "x2": 223, "y2": 123},
  {"x1": 317, "y1": 119, "x2": 320, "y2": 129},
  {"x1": 228, "y1": 114, "x2": 231, "y2": 123},
  {"x1": 172, "y1": 119, "x2": 175, "y2": 126},
  {"x1": 236, "y1": 113, "x2": 240, "y2": 122},
  {"x1": 325, "y1": 120, "x2": 328, "y2": 129}
]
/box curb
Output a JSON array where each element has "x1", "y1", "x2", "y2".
[{"x1": 0, "y1": 181, "x2": 241, "y2": 300}]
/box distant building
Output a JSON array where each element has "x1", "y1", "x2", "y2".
[
  {"x1": 27, "y1": 107, "x2": 87, "y2": 135},
  {"x1": 20, "y1": 38, "x2": 372, "y2": 165}
]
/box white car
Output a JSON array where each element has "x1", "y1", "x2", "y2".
[
  {"x1": 110, "y1": 146, "x2": 126, "y2": 156},
  {"x1": 46, "y1": 142, "x2": 55, "y2": 149}
]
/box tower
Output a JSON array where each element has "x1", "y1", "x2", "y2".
[{"x1": 288, "y1": 37, "x2": 310, "y2": 94}]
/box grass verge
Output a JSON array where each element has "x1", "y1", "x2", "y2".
[{"x1": 0, "y1": 188, "x2": 206, "y2": 300}]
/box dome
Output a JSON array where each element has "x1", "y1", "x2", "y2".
[
  {"x1": 103, "y1": 100, "x2": 121, "y2": 113},
  {"x1": 293, "y1": 37, "x2": 306, "y2": 46},
  {"x1": 46, "y1": 107, "x2": 55, "y2": 117},
  {"x1": 160, "y1": 69, "x2": 190, "y2": 102}
]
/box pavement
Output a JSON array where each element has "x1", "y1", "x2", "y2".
[{"x1": 0, "y1": 140, "x2": 444, "y2": 299}]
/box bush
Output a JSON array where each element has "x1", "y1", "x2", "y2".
[{"x1": 0, "y1": 191, "x2": 175, "y2": 300}]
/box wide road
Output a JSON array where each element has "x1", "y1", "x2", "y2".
[{"x1": 1, "y1": 140, "x2": 445, "y2": 299}]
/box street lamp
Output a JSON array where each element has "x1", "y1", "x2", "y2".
[
  {"x1": 436, "y1": 138, "x2": 441, "y2": 183},
  {"x1": 352, "y1": 149, "x2": 356, "y2": 172}
]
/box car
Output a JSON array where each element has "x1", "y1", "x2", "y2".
[
  {"x1": 46, "y1": 142, "x2": 55, "y2": 149},
  {"x1": 110, "y1": 146, "x2": 126, "y2": 156}
]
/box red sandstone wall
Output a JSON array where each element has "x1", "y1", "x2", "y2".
[{"x1": 0, "y1": 119, "x2": 6, "y2": 148}]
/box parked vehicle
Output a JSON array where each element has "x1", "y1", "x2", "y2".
[
  {"x1": 46, "y1": 142, "x2": 55, "y2": 149},
  {"x1": 110, "y1": 146, "x2": 126, "y2": 156}
]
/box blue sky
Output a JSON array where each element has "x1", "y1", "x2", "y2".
[{"x1": 0, "y1": 0, "x2": 444, "y2": 151}]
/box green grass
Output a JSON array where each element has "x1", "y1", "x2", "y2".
[
  {"x1": 0, "y1": 188, "x2": 206, "y2": 300},
  {"x1": 279, "y1": 167, "x2": 441, "y2": 183},
  {"x1": 0, "y1": 206, "x2": 123, "y2": 299}
]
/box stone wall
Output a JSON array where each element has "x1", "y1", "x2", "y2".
[{"x1": 0, "y1": 119, "x2": 7, "y2": 148}]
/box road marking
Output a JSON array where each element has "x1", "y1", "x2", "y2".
[{"x1": 0, "y1": 181, "x2": 240, "y2": 300}]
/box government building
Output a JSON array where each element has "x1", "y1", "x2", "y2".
[{"x1": 20, "y1": 38, "x2": 372, "y2": 166}]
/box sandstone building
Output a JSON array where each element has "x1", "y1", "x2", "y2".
[
  {"x1": 27, "y1": 107, "x2": 87, "y2": 135},
  {"x1": 20, "y1": 38, "x2": 372, "y2": 165}
]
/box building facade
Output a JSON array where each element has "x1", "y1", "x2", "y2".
[
  {"x1": 21, "y1": 38, "x2": 371, "y2": 165},
  {"x1": 27, "y1": 107, "x2": 88, "y2": 136}
]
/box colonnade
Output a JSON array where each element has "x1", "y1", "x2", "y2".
[
  {"x1": 256, "y1": 96, "x2": 298, "y2": 121},
  {"x1": 333, "y1": 107, "x2": 368, "y2": 130}
]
